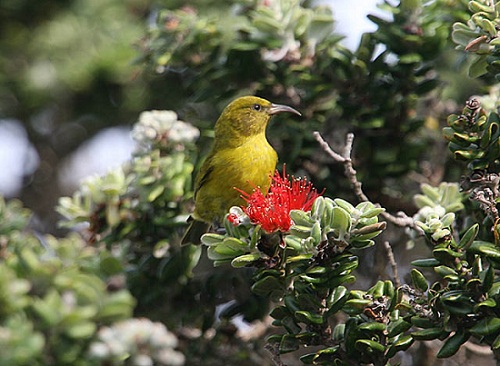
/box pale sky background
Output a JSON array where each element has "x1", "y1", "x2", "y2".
[{"x1": 0, "y1": 0, "x2": 382, "y2": 197}]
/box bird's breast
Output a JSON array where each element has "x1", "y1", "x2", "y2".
[
  {"x1": 234, "y1": 136, "x2": 277, "y2": 183},
  {"x1": 213, "y1": 135, "x2": 277, "y2": 194},
  {"x1": 193, "y1": 135, "x2": 277, "y2": 223}
]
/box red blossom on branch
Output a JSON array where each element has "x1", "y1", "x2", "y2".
[{"x1": 236, "y1": 169, "x2": 323, "y2": 233}]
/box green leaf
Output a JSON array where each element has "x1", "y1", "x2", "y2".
[
  {"x1": 333, "y1": 198, "x2": 355, "y2": 213},
  {"x1": 321, "y1": 198, "x2": 335, "y2": 227},
  {"x1": 458, "y1": 224, "x2": 479, "y2": 249},
  {"x1": 441, "y1": 290, "x2": 475, "y2": 315},
  {"x1": 267, "y1": 334, "x2": 283, "y2": 344},
  {"x1": 231, "y1": 41, "x2": 260, "y2": 51},
  {"x1": 481, "y1": 266, "x2": 494, "y2": 292},
  {"x1": 221, "y1": 237, "x2": 248, "y2": 250},
  {"x1": 65, "y1": 322, "x2": 97, "y2": 339},
  {"x1": 411, "y1": 269, "x2": 428, "y2": 292},
  {"x1": 437, "y1": 330, "x2": 470, "y2": 358},
  {"x1": 299, "y1": 353, "x2": 316, "y2": 364},
  {"x1": 386, "y1": 335, "x2": 414, "y2": 358},
  {"x1": 350, "y1": 239, "x2": 376, "y2": 249},
  {"x1": 147, "y1": 185, "x2": 164, "y2": 202},
  {"x1": 286, "y1": 254, "x2": 313, "y2": 263},
  {"x1": 311, "y1": 221, "x2": 322, "y2": 244},
  {"x1": 300, "y1": 347, "x2": 340, "y2": 364},
  {"x1": 410, "y1": 316, "x2": 435, "y2": 329},
  {"x1": 469, "y1": 240, "x2": 500, "y2": 258},
  {"x1": 411, "y1": 327, "x2": 446, "y2": 340},
  {"x1": 359, "y1": 206, "x2": 385, "y2": 219},
  {"x1": 355, "y1": 339, "x2": 385, "y2": 353},
  {"x1": 332, "y1": 206, "x2": 351, "y2": 237},
  {"x1": 307, "y1": 266, "x2": 327, "y2": 275},
  {"x1": 367, "y1": 280, "x2": 385, "y2": 298},
  {"x1": 387, "y1": 318, "x2": 412, "y2": 338},
  {"x1": 295, "y1": 311, "x2": 324, "y2": 325},
  {"x1": 420, "y1": 183, "x2": 441, "y2": 202},
  {"x1": 343, "y1": 298, "x2": 371, "y2": 315},
  {"x1": 476, "y1": 297, "x2": 496, "y2": 310},
  {"x1": 32, "y1": 290, "x2": 61, "y2": 326},
  {"x1": 231, "y1": 252, "x2": 261, "y2": 268},
  {"x1": 279, "y1": 316, "x2": 301, "y2": 334},
  {"x1": 279, "y1": 334, "x2": 300, "y2": 354},
  {"x1": 414, "y1": 194, "x2": 436, "y2": 208},
  {"x1": 470, "y1": 317, "x2": 500, "y2": 336},
  {"x1": 201, "y1": 233, "x2": 225, "y2": 246},
  {"x1": 358, "y1": 321, "x2": 386, "y2": 332},
  {"x1": 290, "y1": 209, "x2": 315, "y2": 226},
  {"x1": 99, "y1": 290, "x2": 135, "y2": 321},
  {"x1": 383, "y1": 280, "x2": 395, "y2": 298},
  {"x1": 411, "y1": 258, "x2": 440, "y2": 267},
  {"x1": 282, "y1": 296, "x2": 301, "y2": 314},
  {"x1": 468, "y1": 0, "x2": 497, "y2": 13},
  {"x1": 434, "y1": 265, "x2": 457, "y2": 277},
  {"x1": 299, "y1": 274, "x2": 325, "y2": 284},
  {"x1": 332, "y1": 324, "x2": 345, "y2": 342},
  {"x1": 284, "y1": 235, "x2": 303, "y2": 251},
  {"x1": 100, "y1": 255, "x2": 124, "y2": 275},
  {"x1": 433, "y1": 247, "x2": 462, "y2": 263},
  {"x1": 399, "y1": 53, "x2": 422, "y2": 64},
  {"x1": 329, "y1": 255, "x2": 359, "y2": 276},
  {"x1": 468, "y1": 55, "x2": 488, "y2": 78},
  {"x1": 310, "y1": 197, "x2": 325, "y2": 220},
  {"x1": 325, "y1": 274, "x2": 356, "y2": 289},
  {"x1": 326, "y1": 286, "x2": 348, "y2": 315},
  {"x1": 252, "y1": 275, "x2": 284, "y2": 297},
  {"x1": 350, "y1": 222, "x2": 386, "y2": 240},
  {"x1": 489, "y1": 281, "x2": 500, "y2": 297},
  {"x1": 290, "y1": 225, "x2": 312, "y2": 239},
  {"x1": 209, "y1": 238, "x2": 248, "y2": 259},
  {"x1": 451, "y1": 22, "x2": 479, "y2": 45},
  {"x1": 270, "y1": 306, "x2": 290, "y2": 320},
  {"x1": 493, "y1": 333, "x2": 500, "y2": 350}
]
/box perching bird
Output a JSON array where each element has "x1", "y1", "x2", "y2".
[{"x1": 181, "y1": 96, "x2": 301, "y2": 245}]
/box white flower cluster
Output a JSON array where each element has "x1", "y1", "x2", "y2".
[
  {"x1": 131, "y1": 110, "x2": 200, "y2": 147},
  {"x1": 414, "y1": 208, "x2": 455, "y2": 242},
  {"x1": 88, "y1": 318, "x2": 185, "y2": 366},
  {"x1": 408, "y1": 182, "x2": 464, "y2": 243}
]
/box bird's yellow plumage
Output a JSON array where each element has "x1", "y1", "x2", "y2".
[{"x1": 181, "y1": 96, "x2": 300, "y2": 245}]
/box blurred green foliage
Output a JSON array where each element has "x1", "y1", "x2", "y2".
[
  {"x1": 0, "y1": 197, "x2": 135, "y2": 365},
  {"x1": 57, "y1": 110, "x2": 204, "y2": 321},
  {"x1": 0, "y1": 0, "x2": 148, "y2": 117}
]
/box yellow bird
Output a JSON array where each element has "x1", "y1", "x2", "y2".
[{"x1": 181, "y1": 96, "x2": 301, "y2": 245}]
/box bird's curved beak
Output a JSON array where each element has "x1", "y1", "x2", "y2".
[{"x1": 269, "y1": 103, "x2": 301, "y2": 116}]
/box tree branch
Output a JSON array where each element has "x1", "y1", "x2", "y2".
[
  {"x1": 384, "y1": 241, "x2": 401, "y2": 287},
  {"x1": 313, "y1": 131, "x2": 416, "y2": 229}
]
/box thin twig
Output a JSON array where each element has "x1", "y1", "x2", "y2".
[
  {"x1": 313, "y1": 131, "x2": 416, "y2": 229},
  {"x1": 383, "y1": 241, "x2": 400, "y2": 287},
  {"x1": 381, "y1": 211, "x2": 415, "y2": 228},
  {"x1": 313, "y1": 131, "x2": 346, "y2": 162},
  {"x1": 265, "y1": 343, "x2": 286, "y2": 366}
]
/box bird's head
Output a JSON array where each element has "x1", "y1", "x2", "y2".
[{"x1": 214, "y1": 96, "x2": 301, "y2": 142}]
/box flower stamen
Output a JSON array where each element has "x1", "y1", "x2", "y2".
[{"x1": 235, "y1": 167, "x2": 323, "y2": 232}]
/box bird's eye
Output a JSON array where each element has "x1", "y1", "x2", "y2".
[{"x1": 252, "y1": 104, "x2": 262, "y2": 111}]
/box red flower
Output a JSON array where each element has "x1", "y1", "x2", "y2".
[{"x1": 236, "y1": 168, "x2": 322, "y2": 233}]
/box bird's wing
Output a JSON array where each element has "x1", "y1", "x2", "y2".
[{"x1": 194, "y1": 162, "x2": 214, "y2": 200}]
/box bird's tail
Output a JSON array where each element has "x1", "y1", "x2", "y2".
[{"x1": 181, "y1": 217, "x2": 211, "y2": 245}]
